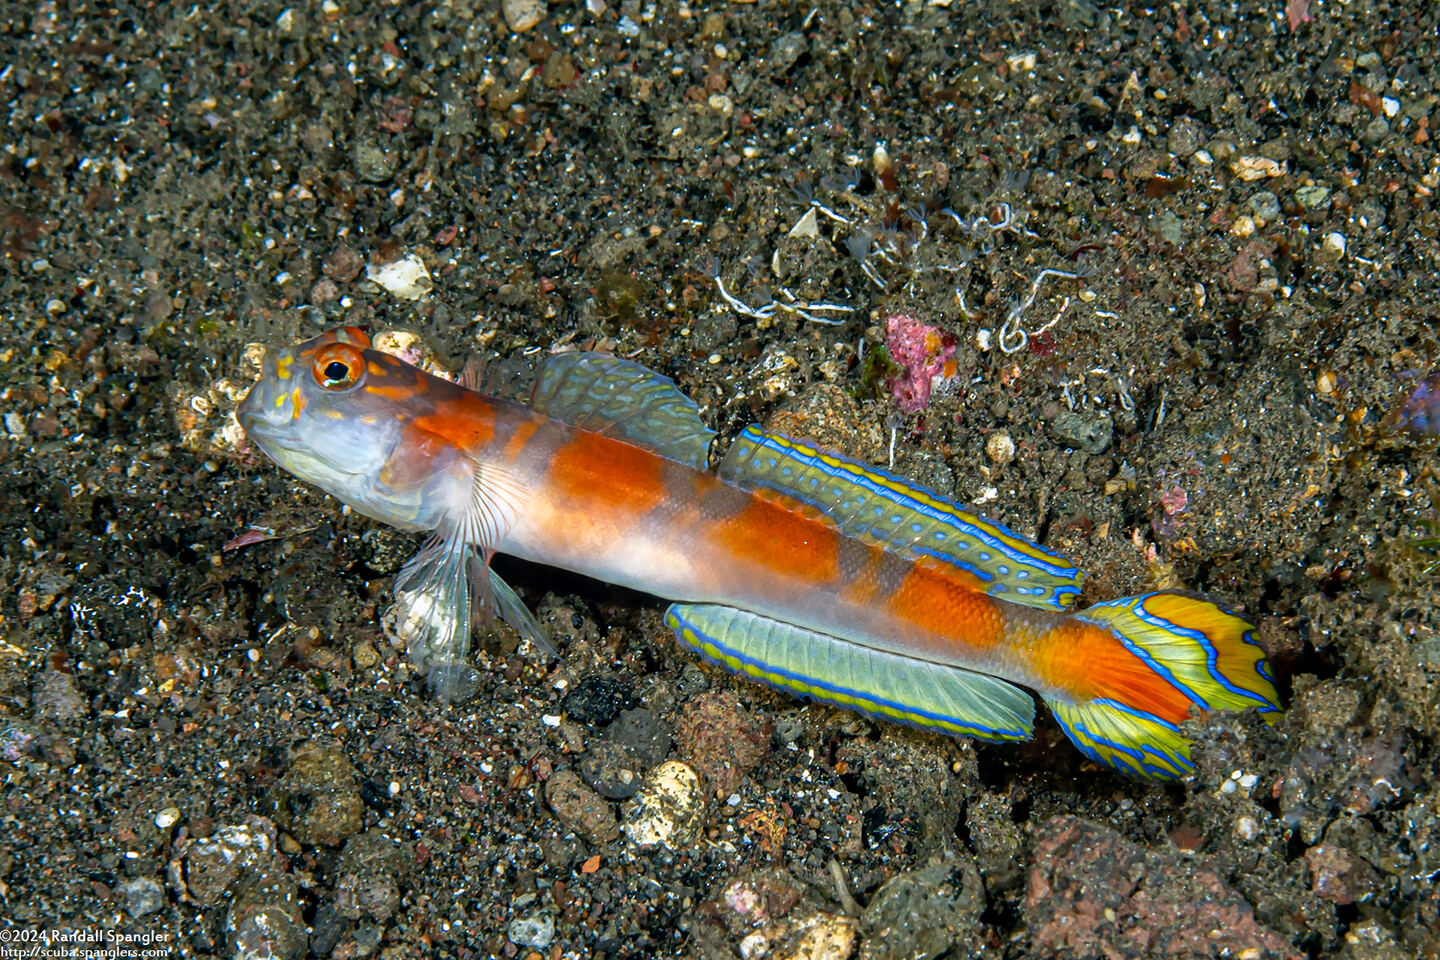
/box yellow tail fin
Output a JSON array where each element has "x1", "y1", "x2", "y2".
[{"x1": 1044, "y1": 592, "x2": 1280, "y2": 780}]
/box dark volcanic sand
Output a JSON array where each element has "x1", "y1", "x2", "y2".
[{"x1": 2, "y1": 1, "x2": 1438, "y2": 958}]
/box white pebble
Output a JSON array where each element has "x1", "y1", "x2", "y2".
[
  {"x1": 366, "y1": 254, "x2": 433, "y2": 300},
  {"x1": 622, "y1": 761, "x2": 705, "y2": 850},
  {"x1": 1232, "y1": 155, "x2": 1286, "y2": 181},
  {"x1": 985, "y1": 431, "x2": 1016, "y2": 464},
  {"x1": 502, "y1": 0, "x2": 546, "y2": 33}
]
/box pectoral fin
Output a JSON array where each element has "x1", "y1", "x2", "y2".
[{"x1": 386, "y1": 536, "x2": 554, "y2": 701}]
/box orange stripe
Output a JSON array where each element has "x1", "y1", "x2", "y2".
[
  {"x1": 368, "y1": 382, "x2": 417, "y2": 401},
  {"x1": 547, "y1": 432, "x2": 668, "y2": 511},
  {"x1": 1033, "y1": 620, "x2": 1195, "y2": 722},
  {"x1": 502, "y1": 419, "x2": 541, "y2": 462},
  {"x1": 888, "y1": 555, "x2": 1004, "y2": 648},
  {"x1": 711, "y1": 497, "x2": 842, "y2": 585}
]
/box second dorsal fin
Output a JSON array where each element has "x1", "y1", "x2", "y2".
[
  {"x1": 529, "y1": 352, "x2": 715, "y2": 470},
  {"x1": 719, "y1": 425, "x2": 1083, "y2": 611}
]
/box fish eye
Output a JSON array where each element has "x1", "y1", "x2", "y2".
[{"x1": 311, "y1": 343, "x2": 364, "y2": 390}]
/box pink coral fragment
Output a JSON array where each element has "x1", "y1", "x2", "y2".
[
  {"x1": 1285, "y1": 0, "x2": 1313, "y2": 32},
  {"x1": 1160, "y1": 486, "x2": 1188, "y2": 516},
  {"x1": 884, "y1": 312, "x2": 957, "y2": 412}
]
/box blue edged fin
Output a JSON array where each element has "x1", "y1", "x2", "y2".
[
  {"x1": 665, "y1": 603, "x2": 1035, "y2": 742},
  {"x1": 530, "y1": 353, "x2": 715, "y2": 469},
  {"x1": 719, "y1": 425, "x2": 1083, "y2": 610},
  {"x1": 1045, "y1": 697, "x2": 1198, "y2": 781},
  {"x1": 1044, "y1": 592, "x2": 1281, "y2": 780}
]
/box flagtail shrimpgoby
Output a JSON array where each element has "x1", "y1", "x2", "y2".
[{"x1": 237, "y1": 327, "x2": 1281, "y2": 780}]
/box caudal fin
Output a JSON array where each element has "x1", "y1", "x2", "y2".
[{"x1": 1042, "y1": 592, "x2": 1280, "y2": 780}]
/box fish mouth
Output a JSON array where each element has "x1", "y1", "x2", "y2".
[
  {"x1": 242, "y1": 422, "x2": 372, "y2": 488},
  {"x1": 236, "y1": 389, "x2": 292, "y2": 438},
  {"x1": 236, "y1": 347, "x2": 298, "y2": 431}
]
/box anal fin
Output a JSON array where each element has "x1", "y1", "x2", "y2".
[{"x1": 666, "y1": 603, "x2": 1034, "y2": 742}]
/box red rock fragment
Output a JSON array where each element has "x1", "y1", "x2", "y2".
[{"x1": 1026, "y1": 816, "x2": 1301, "y2": 960}]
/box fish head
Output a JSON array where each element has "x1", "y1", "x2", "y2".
[{"x1": 238, "y1": 326, "x2": 453, "y2": 529}]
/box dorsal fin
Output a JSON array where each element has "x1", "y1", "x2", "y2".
[
  {"x1": 460, "y1": 352, "x2": 535, "y2": 399},
  {"x1": 719, "y1": 425, "x2": 1083, "y2": 611},
  {"x1": 529, "y1": 352, "x2": 715, "y2": 469}
]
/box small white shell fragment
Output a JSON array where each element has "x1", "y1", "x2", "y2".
[
  {"x1": 787, "y1": 207, "x2": 819, "y2": 239},
  {"x1": 154, "y1": 807, "x2": 181, "y2": 830},
  {"x1": 872, "y1": 141, "x2": 892, "y2": 180},
  {"x1": 621, "y1": 760, "x2": 705, "y2": 850},
  {"x1": 1232, "y1": 155, "x2": 1286, "y2": 181},
  {"x1": 366, "y1": 254, "x2": 432, "y2": 299},
  {"x1": 985, "y1": 431, "x2": 1016, "y2": 464},
  {"x1": 1322, "y1": 231, "x2": 1346, "y2": 258},
  {"x1": 502, "y1": 0, "x2": 546, "y2": 33},
  {"x1": 1005, "y1": 51, "x2": 1037, "y2": 72},
  {"x1": 739, "y1": 931, "x2": 769, "y2": 960}
]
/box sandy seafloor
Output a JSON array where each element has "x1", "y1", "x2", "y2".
[{"x1": 2, "y1": 0, "x2": 1438, "y2": 957}]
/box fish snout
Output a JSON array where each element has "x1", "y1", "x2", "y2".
[{"x1": 237, "y1": 347, "x2": 294, "y2": 431}]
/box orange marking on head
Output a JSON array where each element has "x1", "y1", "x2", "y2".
[
  {"x1": 547, "y1": 432, "x2": 668, "y2": 511},
  {"x1": 367, "y1": 361, "x2": 388, "y2": 378},
  {"x1": 888, "y1": 555, "x2": 1003, "y2": 647},
  {"x1": 290, "y1": 387, "x2": 307, "y2": 419},
  {"x1": 410, "y1": 406, "x2": 496, "y2": 453},
  {"x1": 367, "y1": 382, "x2": 419, "y2": 402}
]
